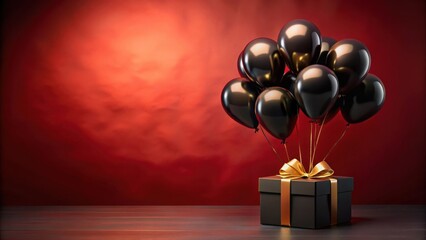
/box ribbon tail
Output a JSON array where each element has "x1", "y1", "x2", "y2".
[
  {"x1": 330, "y1": 178, "x2": 338, "y2": 225},
  {"x1": 280, "y1": 179, "x2": 291, "y2": 226}
]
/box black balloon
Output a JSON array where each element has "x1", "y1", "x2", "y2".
[
  {"x1": 278, "y1": 19, "x2": 321, "y2": 74},
  {"x1": 326, "y1": 39, "x2": 371, "y2": 94},
  {"x1": 221, "y1": 78, "x2": 260, "y2": 129},
  {"x1": 278, "y1": 72, "x2": 297, "y2": 95},
  {"x1": 294, "y1": 65, "x2": 339, "y2": 120},
  {"x1": 237, "y1": 52, "x2": 250, "y2": 79},
  {"x1": 317, "y1": 37, "x2": 336, "y2": 65},
  {"x1": 320, "y1": 99, "x2": 340, "y2": 124},
  {"x1": 255, "y1": 87, "x2": 298, "y2": 140},
  {"x1": 340, "y1": 74, "x2": 385, "y2": 124},
  {"x1": 242, "y1": 38, "x2": 285, "y2": 87}
]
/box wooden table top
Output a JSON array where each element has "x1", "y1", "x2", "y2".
[{"x1": 1, "y1": 205, "x2": 425, "y2": 239}]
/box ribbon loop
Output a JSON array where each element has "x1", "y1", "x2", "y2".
[
  {"x1": 279, "y1": 159, "x2": 334, "y2": 179},
  {"x1": 308, "y1": 161, "x2": 334, "y2": 178}
]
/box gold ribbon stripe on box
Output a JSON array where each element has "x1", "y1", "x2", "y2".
[{"x1": 278, "y1": 159, "x2": 337, "y2": 226}]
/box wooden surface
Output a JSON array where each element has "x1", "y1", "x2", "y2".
[{"x1": 1, "y1": 205, "x2": 425, "y2": 239}]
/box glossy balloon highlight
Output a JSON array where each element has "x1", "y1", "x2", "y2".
[
  {"x1": 242, "y1": 38, "x2": 285, "y2": 88},
  {"x1": 221, "y1": 78, "x2": 260, "y2": 129},
  {"x1": 294, "y1": 65, "x2": 339, "y2": 120},
  {"x1": 278, "y1": 19, "x2": 321, "y2": 74},
  {"x1": 340, "y1": 74, "x2": 385, "y2": 124},
  {"x1": 255, "y1": 87, "x2": 298, "y2": 140},
  {"x1": 326, "y1": 39, "x2": 371, "y2": 94}
]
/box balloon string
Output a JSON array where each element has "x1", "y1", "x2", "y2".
[
  {"x1": 296, "y1": 118, "x2": 303, "y2": 166},
  {"x1": 259, "y1": 126, "x2": 282, "y2": 162},
  {"x1": 311, "y1": 121, "x2": 318, "y2": 169},
  {"x1": 283, "y1": 142, "x2": 290, "y2": 162},
  {"x1": 309, "y1": 122, "x2": 313, "y2": 172},
  {"x1": 311, "y1": 111, "x2": 329, "y2": 168},
  {"x1": 321, "y1": 124, "x2": 350, "y2": 162},
  {"x1": 313, "y1": 123, "x2": 317, "y2": 158}
]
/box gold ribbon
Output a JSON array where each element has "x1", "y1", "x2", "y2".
[{"x1": 278, "y1": 159, "x2": 337, "y2": 226}]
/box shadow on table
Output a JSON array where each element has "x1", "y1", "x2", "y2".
[
  {"x1": 351, "y1": 217, "x2": 372, "y2": 223},
  {"x1": 338, "y1": 217, "x2": 373, "y2": 227},
  {"x1": 258, "y1": 217, "x2": 373, "y2": 234}
]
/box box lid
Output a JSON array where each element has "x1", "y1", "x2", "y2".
[{"x1": 258, "y1": 176, "x2": 353, "y2": 196}]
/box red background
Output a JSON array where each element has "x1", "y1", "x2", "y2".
[{"x1": 1, "y1": 0, "x2": 425, "y2": 205}]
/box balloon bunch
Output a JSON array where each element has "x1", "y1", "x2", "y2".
[{"x1": 221, "y1": 19, "x2": 385, "y2": 165}]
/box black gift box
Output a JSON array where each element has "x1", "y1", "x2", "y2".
[{"x1": 258, "y1": 176, "x2": 353, "y2": 229}]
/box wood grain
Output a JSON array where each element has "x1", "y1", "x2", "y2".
[{"x1": 1, "y1": 205, "x2": 425, "y2": 239}]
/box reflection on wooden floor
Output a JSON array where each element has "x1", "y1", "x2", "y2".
[{"x1": 1, "y1": 205, "x2": 425, "y2": 239}]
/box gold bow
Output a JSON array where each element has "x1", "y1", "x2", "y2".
[
  {"x1": 279, "y1": 159, "x2": 334, "y2": 179},
  {"x1": 278, "y1": 159, "x2": 337, "y2": 227}
]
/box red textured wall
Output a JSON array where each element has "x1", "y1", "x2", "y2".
[{"x1": 1, "y1": 0, "x2": 425, "y2": 205}]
